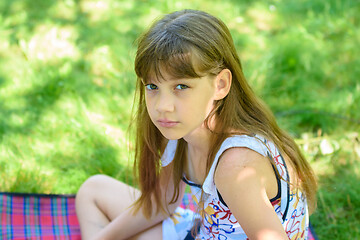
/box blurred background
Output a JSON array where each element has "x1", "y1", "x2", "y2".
[{"x1": 0, "y1": 0, "x2": 359, "y2": 238}]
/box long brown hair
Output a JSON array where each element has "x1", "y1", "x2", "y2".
[{"x1": 131, "y1": 9, "x2": 317, "y2": 218}]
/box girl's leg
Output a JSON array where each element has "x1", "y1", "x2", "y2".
[{"x1": 75, "y1": 174, "x2": 162, "y2": 240}]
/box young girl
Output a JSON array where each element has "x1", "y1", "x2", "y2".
[{"x1": 76, "y1": 9, "x2": 317, "y2": 240}]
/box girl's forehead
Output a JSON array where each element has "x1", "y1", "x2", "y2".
[
  {"x1": 138, "y1": 48, "x2": 209, "y2": 84},
  {"x1": 148, "y1": 69, "x2": 186, "y2": 82}
]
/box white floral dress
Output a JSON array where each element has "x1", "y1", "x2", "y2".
[{"x1": 162, "y1": 135, "x2": 309, "y2": 240}]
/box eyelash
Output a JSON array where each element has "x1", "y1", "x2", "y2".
[
  {"x1": 175, "y1": 84, "x2": 189, "y2": 90},
  {"x1": 145, "y1": 84, "x2": 158, "y2": 90},
  {"x1": 145, "y1": 84, "x2": 189, "y2": 91}
]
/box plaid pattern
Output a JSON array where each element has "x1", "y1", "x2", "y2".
[
  {"x1": 0, "y1": 193, "x2": 80, "y2": 240},
  {"x1": 0, "y1": 192, "x2": 317, "y2": 240}
]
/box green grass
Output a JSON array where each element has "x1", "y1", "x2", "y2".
[
  {"x1": 0, "y1": 0, "x2": 359, "y2": 238},
  {"x1": 298, "y1": 133, "x2": 360, "y2": 239}
]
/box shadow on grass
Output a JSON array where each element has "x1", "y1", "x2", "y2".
[
  {"x1": 0, "y1": 0, "x2": 153, "y2": 195},
  {"x1": 45, "y1": 133, "x2": 134, "y2": 193},
  {"x1": 0, "y1": 0, "x2": 142, "y2": 137},
  {"x1": 2, "y1": 125, "x2": 134, "y2": 194},
  {"x1": 0, "y1": 65, "x2": 66, "y2": 140}
]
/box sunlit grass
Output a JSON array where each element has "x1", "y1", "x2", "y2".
[{"x1": 0, "y1": 0, "x2": 359, "y2": 238}]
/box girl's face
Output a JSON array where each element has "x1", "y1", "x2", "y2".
[{"x1": 144, "y1": 71, "x2": 217, "y2": 140}]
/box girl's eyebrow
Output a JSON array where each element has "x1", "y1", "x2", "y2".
[
  {"x1": 171, "y1": 78, "x2": 193, "y2": 82},
  {"x1": 170, "y1": 77, "x2": 202, "y2": 82},
  {"x1": 146, "y1": 76, "x2": 201, "y2": 83}
]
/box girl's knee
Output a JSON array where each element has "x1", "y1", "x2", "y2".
[
  {"x1": 76, "y1": 174, "x2": 109, "y2": 201},
  {"x1": 85, "y1": 174, "x2": 110, "y2": 187}
]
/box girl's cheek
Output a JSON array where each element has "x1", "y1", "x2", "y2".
[
  {"x1": 144, "y1": 96, "x2": 151, "y2": 109},
  {"x1": 145, "y1": 97, "x2": 156, "y2": 112}
]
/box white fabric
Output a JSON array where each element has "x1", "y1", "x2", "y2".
[{"x1": 161, "y1": 135, "x2": 309, "y2": 240}]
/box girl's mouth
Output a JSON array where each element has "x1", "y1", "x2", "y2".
[{"x1": 157, "y1": 119, "x2": 179, "y2": 128}]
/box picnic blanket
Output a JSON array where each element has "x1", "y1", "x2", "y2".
[{"x1": 0, "y1": 192, "x2": 318, "y2": 239}]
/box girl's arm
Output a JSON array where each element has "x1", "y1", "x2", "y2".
[
  {"x1": 93, "y1": 163, "x2": 186, "y2": 240},
  {"x1": 214, "y1": 147, "x2": 289, "y2": 240}
]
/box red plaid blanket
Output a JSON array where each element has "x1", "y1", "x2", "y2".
[
  {"x1": 1, "y1": 193, "x2": 79, "y2": 240},
  {"x1": 0, "y1": 192, "x2": 317, "y2": 239}
]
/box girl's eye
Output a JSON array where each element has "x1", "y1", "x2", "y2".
[
  {"x1": 175, "y1": 84, "x2": 189, "y2": 90},
  {"x1": 145, "y1": 84, "x2": 158, "y2": 90}
]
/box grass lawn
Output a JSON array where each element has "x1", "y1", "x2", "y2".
[{"x1": 1, "y1": 0, "x2": 359, "y2": 239}]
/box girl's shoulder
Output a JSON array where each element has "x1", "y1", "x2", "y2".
[
  {"x1": 215, "y1": 134, "x2": 279, "y2": 179},
  {"x1": 214, "y1": 134, "x2": 278, "y2": 173},
  {"x1": 202, "y1": 134, "x2": 286, "y2": 194},
  {"x1": 214, "y1": 143, "x2": 279, "y2": 198}
]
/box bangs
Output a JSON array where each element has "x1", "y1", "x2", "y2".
[{"x1": 135, "y1": 31, "x2": 205, "y2": 84}]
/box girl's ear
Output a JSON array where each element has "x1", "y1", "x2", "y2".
[{"x1": 214, "y1": 69, "x2": 232, "y2": 100}]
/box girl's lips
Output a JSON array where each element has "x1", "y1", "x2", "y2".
[{"x1": 157, "y1": 119, "x2": 179, "y2": 128}]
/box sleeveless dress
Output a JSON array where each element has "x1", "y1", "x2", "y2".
[{"x1": 161, "y1": 135, "x2": 309, "y2": 240}]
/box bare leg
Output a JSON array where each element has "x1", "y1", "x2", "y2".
[{"x1": 75, "y1": 174, "x2": 162, "y2": 239}]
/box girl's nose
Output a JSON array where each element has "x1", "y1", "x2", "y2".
[{"x1": 156, "y1": 93, "x2": 174, "y2": 113}]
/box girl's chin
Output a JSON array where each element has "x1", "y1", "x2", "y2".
[
  {"x1": 158, "y1": 130, "x2": 185, "y2": 141},
  {"x1": 161, "y1": 134, "x2": 183, "y2": 141}
]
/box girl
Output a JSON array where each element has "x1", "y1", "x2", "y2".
[{"x1": 76, "y1": 9, "x2": 317, "y2": 240}]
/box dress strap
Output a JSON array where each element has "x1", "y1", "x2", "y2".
[{"x1": 253, "y1": 136, "x2": 290, "y2": 222}]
